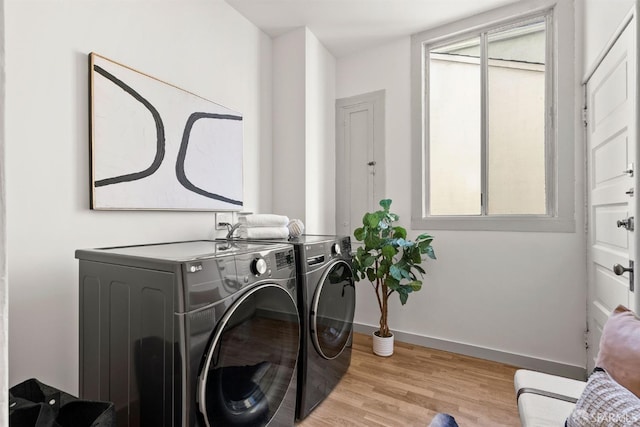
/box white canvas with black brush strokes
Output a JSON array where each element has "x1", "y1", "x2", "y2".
[{"x1": 90, "y1": 53, "x2": 243, "y2": 211}]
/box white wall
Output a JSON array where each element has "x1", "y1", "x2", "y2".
[
  {"x1": 337, "y1": 0, "x2": 588, "y2": 372},
  {"x1": 0, "y1": 0, "x2": 7, "y2": 423},
  {"x1": 582, "y1": 0, "x2": 635, "y2": 73},
  {"x1": 305, "y1": 29, "x2": 336, "y2": 234},
  {"x1": 6, "y1": 0, "x2": 272, "y2": 394},
  {"x1": 272, "y1": 27, "x2": 336, "y2": 232},
  {"x1": 273, "y1": 28, "x2": 306, "y2": 221}
]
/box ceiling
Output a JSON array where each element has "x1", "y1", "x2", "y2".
[{"x1": 225, "y1": 0, "x2": 524, "y2": 58}]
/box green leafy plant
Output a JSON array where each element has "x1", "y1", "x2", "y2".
[{"x1": 352, "y1": 199, "x2": 436, "y2": 338}]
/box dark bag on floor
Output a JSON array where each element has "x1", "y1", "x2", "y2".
[{"x1": 9, "y1": 378, "x2": 115, "y2": 427}]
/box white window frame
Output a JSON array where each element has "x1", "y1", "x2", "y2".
[{"x1": 410, "y1": 0, "x2": 575, "y2": 232}]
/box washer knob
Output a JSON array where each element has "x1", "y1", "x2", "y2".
[
  {"x1": 331, "y1": 243, "x2": 341, "y2": 256},
  {"x1": 251, "y1": 258, "x2": 267, "y2": 276}
]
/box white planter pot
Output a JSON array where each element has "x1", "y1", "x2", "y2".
[{"x1": 372, "y1": 331, "x2": 394, "y2": 356}]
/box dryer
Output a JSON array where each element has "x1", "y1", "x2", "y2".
[
  {"x1": 226, "y1": 235, "x2": 355, "y2": 419},
  {"x1": 76, "y1": 240, "x2": 299, "y2": 427},
  {"x1": 289, "y1": 235, "x2": 355, "y2": 419}
]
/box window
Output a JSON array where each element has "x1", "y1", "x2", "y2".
[{"x1": 411, "y1": 1, "x2": 575, "y2": 232}]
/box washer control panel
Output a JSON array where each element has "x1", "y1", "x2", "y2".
[
  {"x1": 235, "y1": 247, "x2": 296, "y2": 284},
  {"x1": 251, "y1": 257, "x2": 268, "y2": 276},
  {"x1": 275, "y1": 250, "x2": 295, "y2": 270}
]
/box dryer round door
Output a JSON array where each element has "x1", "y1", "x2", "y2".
[
  {"x1": 311, "y1": 260, "x2": 356, "y2": 359},
  {"x1": 197, "y1": 284, "x2": 300, "y2": 427}
]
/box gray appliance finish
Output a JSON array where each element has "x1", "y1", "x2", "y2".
[
  {"x1": 76, "y1": 240, "x2": 300, "y2": 427},
  {"x1": 227, "y1": 235, "x2": 355, "y2": 419}
]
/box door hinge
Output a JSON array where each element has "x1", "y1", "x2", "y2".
[
  {"x1": 582, "y1": 105, "x2": 588, "y2": 127},
  {"x1": 584, "y1": 328, "x2": 589, "y2": 350}
]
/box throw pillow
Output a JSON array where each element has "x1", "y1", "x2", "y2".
[
  {"x1": 566, "y1": 370, "x2": 640, "y2": 427},
  {"x1": 596, "y1": 305, "x2": 640, "y2": 398}
]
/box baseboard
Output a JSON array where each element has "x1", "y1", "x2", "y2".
[{"x1": 353, "y1": 322, "x2": 587, "y2": 381}]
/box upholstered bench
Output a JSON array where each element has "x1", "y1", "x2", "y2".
[
  {"x1": 514, "y1": 305, "x2": 640, "y2": 426},
  {"x1": 514, "y1": 369, "x2": 586, "y2": 426}
]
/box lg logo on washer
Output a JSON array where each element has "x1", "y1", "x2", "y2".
[{"x1": 89, "y1": 52, "x2": 243, "y2": 211}]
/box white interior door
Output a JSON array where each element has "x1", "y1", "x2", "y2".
[
  {"x1": 585, "y1": 11, "x2": 638, "y2": 371},
  {"x1": 335, "y1": 90, "x2": 385, "y2": 240}
]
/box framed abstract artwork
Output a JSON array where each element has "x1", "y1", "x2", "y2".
[{"x1": 89, "y1": 52, "x2": 243, "y2": 210}]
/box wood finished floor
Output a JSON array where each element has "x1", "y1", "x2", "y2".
[{"x1": 297, "y1": 333, "x2": 521, "y2": 427}]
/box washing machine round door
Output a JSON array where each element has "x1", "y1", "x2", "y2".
[
  {"x1": 311, "y1": 260, "x2": 355, "y2": 359},
  {"x1": 197, "y1": 284, "x2": 300, "y2": 427}
]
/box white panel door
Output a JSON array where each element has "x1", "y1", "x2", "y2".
[
  {"x1": 335, "y1": 91, "x2": 385, "y2": 239},
  {"x1": 585, "y1": 14, "x2": 637, "y2": 371}
]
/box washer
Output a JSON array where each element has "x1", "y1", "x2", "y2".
[
  {"x1": 76, "y1": 240, "x2": 299, "y2": 427},
  {"x1": 227, "y1": 235, "x2": 355, "y2": 419}
]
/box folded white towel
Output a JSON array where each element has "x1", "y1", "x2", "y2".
[
  {"x1": 238, "y1": 214, "x2": 290, "y2": 227},
  {"x1": 238, "y1": 226, "x2": 290, "y2": 239}
]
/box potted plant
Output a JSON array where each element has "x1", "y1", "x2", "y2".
[{"x1": 352, "y1": 199, "x2": 436, "y2": 356}]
